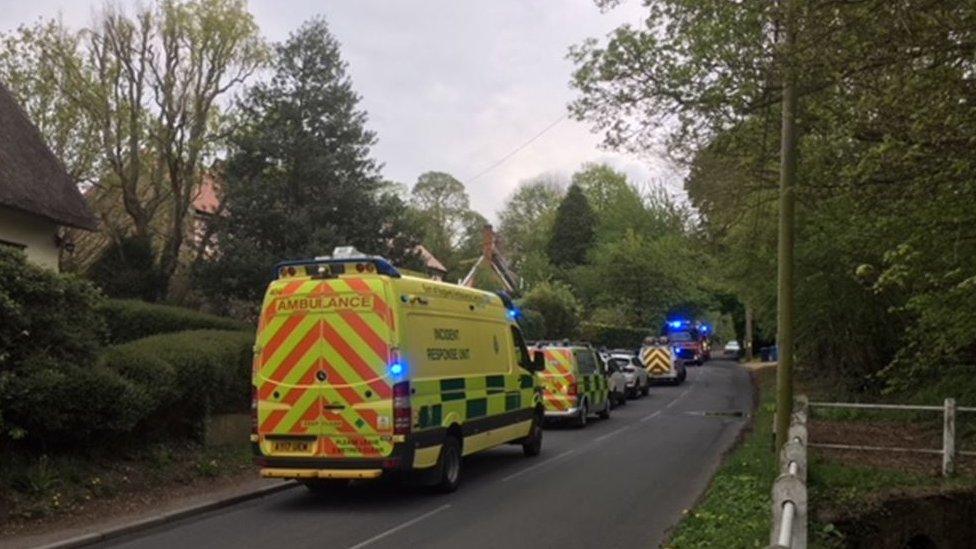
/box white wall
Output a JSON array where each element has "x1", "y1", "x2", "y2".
[{"x1": 0, "y1": 205, "x2": 60, "y2": 270}]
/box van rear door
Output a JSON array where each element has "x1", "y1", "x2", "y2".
[
  {"x1": 255, "y1": 277, "x2": 396, "y2": 458},
  {"x1": 540, "y1": 348, "x2": 576, "y2": 411}
]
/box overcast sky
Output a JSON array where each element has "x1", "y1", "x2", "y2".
[{"x1": 0, "y1": 0, "x2": 681, "y2": 222}]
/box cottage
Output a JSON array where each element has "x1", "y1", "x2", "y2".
[{"x1": 0, "y1": 83, "x2": 97, "y2": 270}]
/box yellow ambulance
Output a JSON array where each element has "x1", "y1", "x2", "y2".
[
  {"x1": 536, "y1": 342, "x2": 612, "y2": 427},
  {"x1": 251, "y1": 248, "x2": 545, "y2": 492}
]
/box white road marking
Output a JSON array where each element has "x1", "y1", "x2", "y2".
[
  {"x1": 666, "y1": 390, "x2": 690, "y2": 408},
  {"x1": 347, "y1": 504, "x2": 451, "y2": 549},
  {"x1": 501, "y1": 449, "x2": 575, "y2": 482},
  {"x1": 594, "y1": 425, "x2": 631, "y2": 442},
  {"x1": 640, "y1": 410, "x2": 662, "y2": 422}
]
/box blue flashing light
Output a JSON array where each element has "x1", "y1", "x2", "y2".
[
  {"x1": 508, "y1": 308, "x2": 521, "y2": 320},
  {"x1": 389, "y1": 362, "x2": 404, "y2": 376},
  {"x1": 667, "y1": 320, "x2": 685, "y2": 329}
]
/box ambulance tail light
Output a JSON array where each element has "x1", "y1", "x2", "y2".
[
  {"x1": 566, "y1": 382, "x2": 578, "y2": 397},
  {"x1": 393, "y1": 381, "x2": 411, "y2": 435}
]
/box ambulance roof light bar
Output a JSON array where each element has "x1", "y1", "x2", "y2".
[{"x1": 275, "y1": 246, "x2": 401, "y2": 278}]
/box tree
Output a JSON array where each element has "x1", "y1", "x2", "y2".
[
  {"x1": 547, "y1": 183, "x2": 596, "y2": 268},
  {"x1": 410, "y1": 172, "x2": 472, "y2": 262},
  {"x1": 519, "y1": 282, "x2": 582, "y2": 340},
  {"x1": 498, "y1": 174, "x2": 564, "y2": 285},
  {"x1": 35, "y1": 0, "x2": 267, "y2": 299},
  {"x1": 195, "y1": 18, "x2": 418, "y2": 305},
  {"x1": 0, "y1": 20, "x2": 100, "y2": 183}
]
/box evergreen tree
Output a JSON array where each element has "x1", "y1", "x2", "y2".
[
  {"x1": 546, "y1": 183, "x2": 596, "y2": 268},
  {"x1": 196, "y1": 18, "x2": 419, "y2": 304}
]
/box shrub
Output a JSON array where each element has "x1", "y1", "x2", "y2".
[
  {"x1": 0, "y1": 247, "x2": 108, "y2": 442},
  {"x1": 101, "y1": 330, "x2": 255, "y2": 438},
  {"x1": 0, "y1": 247, "x2": 106, "y2": 368},
  {"x1": 518, "y1": 281, "x2": 582, "y2": 339},
  {"x1": 3, "y1": 356, "x2": 149, "y2": 446},
  {"x1": 579, "y1": 322, "x2": 652, "y2": 349},
  {"x1": 98, "y1": 299, "x2": 248, "y2": 344}
]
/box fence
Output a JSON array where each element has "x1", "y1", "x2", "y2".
[
  {"x1": 808, "y1": 399, "x2": 976, "y2": 477},
  {"x1": 767, "y1": 395, "x2": 975, "y2": 548},
  {"x1": 768, "y1": 395, "x2": 808, "y2": 549}
]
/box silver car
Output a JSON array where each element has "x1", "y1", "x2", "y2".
[{"x1": 608, "y1": 353, "x2": 650, "y2": 398}]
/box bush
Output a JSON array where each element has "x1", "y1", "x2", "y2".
[
  {"x1": 579, "y1": 322, "x2": 651, "y2": 349},
  {"x1": 518, "y1": 282, "x2": 582, "y2": 339},
  {"x1": 0, "y1": 248, "x2": 106, "y2": 367},
  {"x1": 98, "y1": 299, "x2": 248, "y2": 344},
  {"x1": 101, "y1": 330, "x2": 255, "y2": 438},
  {"x1": 0, "y1": 247, "x2": 107, "y2": 442},
  {"x1": 3, "y1": 357, "x2": 149, "y2": 446}
]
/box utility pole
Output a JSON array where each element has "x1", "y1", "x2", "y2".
[{"x1": 775, "y1": 0, "x2": 798, "y2": 451}]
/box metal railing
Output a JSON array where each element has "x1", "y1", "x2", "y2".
[
  {"x1": 808, "y1": 398, "x2": 976, "y2": 477},
  {"x1": 768, "y1": 395, "x2": 808, "y2": 549}
]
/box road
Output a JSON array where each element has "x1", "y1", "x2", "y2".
[{"x1": 101, "y1": 360, "x2": 752, "y2": 549}]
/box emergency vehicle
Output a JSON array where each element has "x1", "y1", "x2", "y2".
[
  {"x1": 251, "y1": 248, "x2": 545, "y2": 493},
  {"x1": 536, "y1": 342, "x2": 611, "y2": 427},
  {"x1": 663, "y1": 319, "x2": 711, "y2": 365},
  {"x1": 639, "y1": 340, "x2": 687, "y2": 385}
]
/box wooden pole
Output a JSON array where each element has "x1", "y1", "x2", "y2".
[{"x1": 775, "y1": 0, "x2": 798, "y2": 451}]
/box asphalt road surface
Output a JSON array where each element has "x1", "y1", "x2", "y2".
[{"x1": 101, "y1": 359, "x2": 752, "y2": 549}]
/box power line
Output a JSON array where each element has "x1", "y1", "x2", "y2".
[{"x1": 467, "y1": 114, "x2": 568, "y2": 183}]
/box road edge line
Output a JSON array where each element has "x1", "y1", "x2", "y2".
[{"x1": 34, "y1": 481, "x2": 300, "y2": 549}]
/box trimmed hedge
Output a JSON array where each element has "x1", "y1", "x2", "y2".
[
  {"x1": 579, "y1": 322, "x2": 652, "y2": 350},
  {"x1": 100, "y1": 329, "x2": 255, "y2": 438},
  {"x1": 98, "y1": 299, "x2": 249, "y2": 344}
]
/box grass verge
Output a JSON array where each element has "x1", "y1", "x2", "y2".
[
  {"x1": 666, "y1": 367, "x2": 776, "y2": 548},
  {"x1": 0, "y1": 441, "x2": 254, "y2": 537}
]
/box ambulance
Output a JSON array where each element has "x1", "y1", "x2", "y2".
[
  {"x1": 251, "y1": 248, "x2": 545, "y2": 492},
  {"x1": 640, "y1": 339, "x2": 687, "y2": 386},
  {"x1": 536, "y1": 342, "x2": 612, "y2": 427}
]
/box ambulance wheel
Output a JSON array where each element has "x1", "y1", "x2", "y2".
[
  {"x1": 573, "y1": 400, "x2": 588, "y2": 428},
  {"x1": 433, "y1": 436, "x2": 462, "y2": 493},
  {"x1": 522, "y1": 413, "x2": 543, "y2": 457},
  {"x1": 598, "y1": 398, "x2": 611, "y2": 420}
]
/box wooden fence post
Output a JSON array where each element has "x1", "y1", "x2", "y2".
[{"x1": 943, "y1": 397, "x2": 956, "y2": 477}]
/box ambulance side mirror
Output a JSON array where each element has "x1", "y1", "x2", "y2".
[{"x1": 529, "y1": 351, "x2": 545, "y2": 372}]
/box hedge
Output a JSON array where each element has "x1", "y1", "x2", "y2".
[
  {"x1": 98, "y1": 299, "x2": 249, "y2": 344},
  {"x1": 100, "y1": 329, "x2": 255, "y2": 438},
  {"x1": 579, "y1": 322, "x2": 653, "y2": 350}
]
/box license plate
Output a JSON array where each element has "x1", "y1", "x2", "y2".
[{"x1": 272, "y1": 440, "x2": 310, "y2": 453}]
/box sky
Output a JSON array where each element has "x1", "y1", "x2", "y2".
[{"x1": 0, "y1": 0, "x2": 683, "y2": 222}]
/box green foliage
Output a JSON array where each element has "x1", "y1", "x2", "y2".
[
  {"x1": 0, "y1": 248, "x2": 111, "y2": 442},
  {"x1": 98, "y1": 299, "x2": 247, "y2": 344},
  {"x1": 518, "y1": 282, "x2": 582, "y2": 340},
  {"x1": 572, "y1": 1, "x2": 976, "y2": 391},
  {"x1": 517, "y1": 309, "x2": 547, "y2": 342},
  {"x1": 3, "y1": 358, "x2": 149, "y2": 447},
  {"x1": 195, "y1": 18, "x2": 419, "y2": 304},
  {"x1": 499, "y1": 174, "x2": 565, "y2": 283},
  {"x1": 101, "y1": 330, "x2": 255, "y2": 437},
  {"x1": 578, "y1": 322, "x2": 649, "y2": 350},
  {"x1": 547, "y1": 183, "x2": 596, "y2": 269},
  {"x1": 668, "y1": 369, "x2": 777, "y2": 548},
  {"x1": 87, "y1": 236, "x2": 161, "y2": 301}
]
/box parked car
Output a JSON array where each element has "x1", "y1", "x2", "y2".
[
  {"x1": 724, "y1": 340, "x2": 742, "y2": 359},
  {"x1": 610, "y1": 354, "x2": 650, "y2": 398},
  {"x1": 603, "y1": 356, "x2": 629, "y2": 407}
]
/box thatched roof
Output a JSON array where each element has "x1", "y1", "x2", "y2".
[{"x1": 0, "y1": 82, "x2": 97, "y2": 230}]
